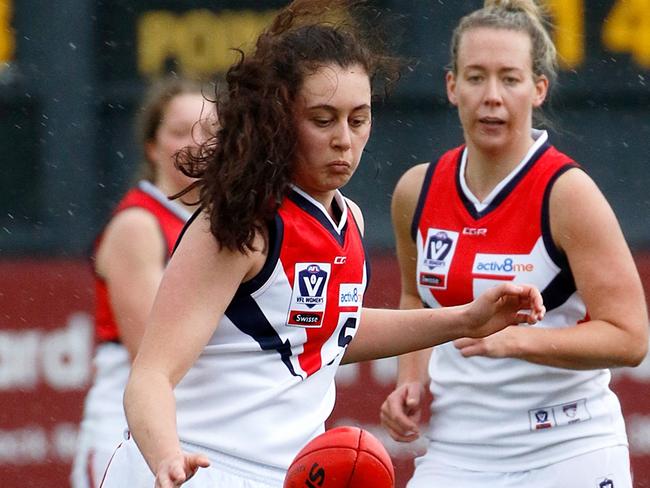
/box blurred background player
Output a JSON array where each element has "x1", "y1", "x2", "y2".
[
  {"x1": 98, "y1": 1, "x2": 545, "y2": 487},
  {"x1": 380, "y1": 1, "x2": 648, "y2": 487},
  {"x1": 70, "y1": 76, "x2": 213, "y2": 488}
]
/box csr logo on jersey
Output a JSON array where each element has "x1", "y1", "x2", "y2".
[
  {"x1": 419, "y1": 228, "x2": 458, "y2": 290},
  {"x1": 287, "y1": 263, "x2": 331, "y2": 328}
]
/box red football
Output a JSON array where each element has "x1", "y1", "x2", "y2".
[{"x1": 284, "y1": 426, "x2": 395, "y2": 488}]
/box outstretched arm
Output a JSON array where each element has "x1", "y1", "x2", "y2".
[{"x1": 344, "y1": 282, "x2": 544, "y2": 364}]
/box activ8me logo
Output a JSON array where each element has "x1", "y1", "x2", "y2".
[{"x1": 472, "y1": 254, "x2": 535, "y2": 276}]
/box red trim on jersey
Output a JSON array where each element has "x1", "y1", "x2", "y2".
[
  {"x1": 94, "y1": 187, "x2": 186, "y2": 343},
  {"x1": 473, "y1": 273, "x2": 515, "y2": 281}
]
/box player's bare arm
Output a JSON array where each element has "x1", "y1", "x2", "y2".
[
  {"x1": 124, "y1": 212, "x2": 264, "y2": 481},
  {"x1": 96, "y1": 208, "x2": 166, "y2": 360},
  {"x1": 455, "y1": 168, "x2": 648, "y2": 368}
]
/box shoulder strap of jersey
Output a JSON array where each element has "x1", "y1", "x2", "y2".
[{"x1": 410, "y1": 146, "x2": 464, "y2": 242}]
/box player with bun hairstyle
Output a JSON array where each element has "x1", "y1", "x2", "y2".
[
  {"x1": 380, "y1": 1, "x2": 648, "y2": 486},
  {"x1": 99, "y1": 1, "x2": 545, "y2": 487}
]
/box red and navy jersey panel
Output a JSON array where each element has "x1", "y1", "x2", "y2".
[
  {"x1": 413, "y1": 142, "x2": 580, "y2": 313},
  {"x1": 220, "y1": 188, "x2": 368, "y2": 379}
]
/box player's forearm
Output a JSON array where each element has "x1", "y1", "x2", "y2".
[
  {"x1": 396, "y1": 349, "x2": 431, "y2": 386},
  {"x1": 344, "y1": 306, "x2": 467, "y2": 363},
  {"x1": 514, "y1": 321, "x2": 647, "y2": 369},
  {"x1": 394, "y1": 294, "x2": 432, "y2": 386},
  {"x1": 123, "y1": 367, "x2": 183, "y2": 475}
]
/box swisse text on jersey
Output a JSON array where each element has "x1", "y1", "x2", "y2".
[{"x1": 171, "y1": 188, "x2": 368, "y2": 470}]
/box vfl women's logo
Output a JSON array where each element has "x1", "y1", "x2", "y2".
[
  {"x1": 297, "y1": 265, "x2": 327, "y2": 308},
  {"x1": 528, "y1": 398, "x2": 591, "y2": 432},
  {"x1": 287, "y1": 263, "x2": 331, "y2": 328},
  {"x1": 419, "y1": 229, "x2": 458, "y2": 290},
  {"x1": 424, "y1": 231, "x2": 454, "y2": 269}
]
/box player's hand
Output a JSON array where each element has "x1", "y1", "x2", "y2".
[
  {"x1": 155, "y1": 451, "x2": 211, "y2": 487},
  {"x1": 463, "y1": 283, "x2": 545, "y2": 338},
  {"x1": 380, "y1": 381, "x2": 426, "y2": 442},
  {"x1": 454, "y1": 325, "x2": 520, "y2": 359}
]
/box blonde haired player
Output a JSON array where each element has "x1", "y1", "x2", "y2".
[{"x1": 380, "y1": 1, "x2": 648, "y2": 487}]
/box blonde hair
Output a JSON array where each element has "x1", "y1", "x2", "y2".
[{"x1": 449, "y1": 0, "x2": 557, "y2": 83}]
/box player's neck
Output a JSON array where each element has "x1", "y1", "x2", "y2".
[
  {"x1": 464, "y1": 137, "x2": 534, "y2": 201},
  {"x1": 154, "y1": 179, "x2": 199, "y2": 213}
]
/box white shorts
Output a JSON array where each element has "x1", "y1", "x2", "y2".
[
  {"x1": 71, "y1": 439, "x2": 122, "y2": 488},
  {"x1": 407, "y1": 445, "x2": 632, "y2": 488},
  {"x1": 70, "y1": 425, "x2": 127, "y2": 488},
  {"x1": 100, "y1": 437, "x2": 286, "y2": 488}
]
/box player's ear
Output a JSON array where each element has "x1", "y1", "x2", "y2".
[
  {"x1": 446, "y1": 71, "x2": 458, "y2": 106},
  {"x1": 533, "y1": 74, "x2": 548, "y2": 108},
  {"x1": 144, "y1": 140, "x2": 158, "y2": 166}
]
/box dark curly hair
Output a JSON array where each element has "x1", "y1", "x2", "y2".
[{"x1": 176, "y1": 0, "x2": 401, "y2": 252}]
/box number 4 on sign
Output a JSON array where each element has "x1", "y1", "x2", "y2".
[{"x1": 602, "y1": 0, "x2": 650, "y2": 68}]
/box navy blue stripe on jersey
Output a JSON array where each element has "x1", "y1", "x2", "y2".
[
  {"x1": 173, "y1": 206, "x2": 203, "y2": 255},
  {"x1": 225, "y1": 292, "x2": 300, "y2": 378},
  {"x1": 541, "y1": 265, "x2": 577, "y2": 313},
  {"x1": 288, "y1": 190, "x2": 347, "y2": 246},
  {"x1": 238, "y1": 215, "x2": 284, "y2": 295},
  {"x1": 457, "y1": 141, "x2": 552, "y2": 220},
  {"x1": 411, "y1": 158, "x2": 442, "y2": 242},
  {"x1": 541, "y1": 163, "x2": 581, "y2": 269}
]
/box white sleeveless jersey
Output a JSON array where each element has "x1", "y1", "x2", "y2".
[
  {"x1": 172, "y1": 188, "x2": 367, "y2": 470},
  {"x1": 413, "y1": 132, "x2": 628, "y2": 471}
]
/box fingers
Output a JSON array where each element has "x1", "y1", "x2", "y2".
[
  {"x1": 454, "y1": 337, "x2": 484, "y2": 357},
  {"x1": 453, "y1": 337, "x2": 476, "y2": 349},
  {"x1": 490, "y1": 282, "x2": 525, "y2": 300},
  {"x1": 521, "y1": 284, "x2": 545, "y2": 321},
  {"x1": 155, "y1": 453, "x2": 210, "y2": 488},
  {"x1": 380, "y1": 384, "x2": 423, "y2": 442},
  {"x1": 515, "y1": 310, "x2": 542, "y2": 325},
  {"x1": 156, "y1": 466, "x2": 186, "y2": 488},
  {"x1": 495, "y1": 283, "x2": 545, "y2": 324},
  {"x1": 187, "y1": 454, "x2": 211, "y2": 470},
  {"x1": 185, "y1": 454, "x2": 211, "y2": 481},
  {"x1": 514, "y1": 285, "x2": 545, "y2": 324}
]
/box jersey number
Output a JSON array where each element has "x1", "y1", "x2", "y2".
[{"x1": 337, "y1": 317, "x2": 357, "y2": 348}]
